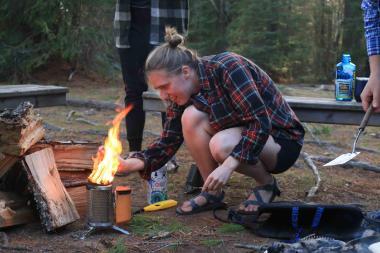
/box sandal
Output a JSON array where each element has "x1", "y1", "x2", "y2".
[
  {"x1": 176, "y1": 191, "x2": 227, "y2": 215},
  {"x1": 238, "y1": 177, "x2": 281, "y2": 214}
]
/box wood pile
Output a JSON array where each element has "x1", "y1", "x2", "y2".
[{"x1": 0, "y1": 102, "x2": 97, "y2": 232}]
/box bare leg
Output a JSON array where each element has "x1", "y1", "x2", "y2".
[
  {"x1": 209, "y1": 127, "x2": 281, "y2": 212},
  {"x1": 179, "y1": 106, "x2": 220, "y2": 212},
  {"x1": 180, "y1": 106, "x2": 282, "y2": 213}
]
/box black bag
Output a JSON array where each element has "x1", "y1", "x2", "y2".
[{"x1": 216, "y1": 201, "x2": 364, "y2": 241}]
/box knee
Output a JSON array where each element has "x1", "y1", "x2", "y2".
[
  {"x1": 209, "y1": 135, "x2": 234, "y2": 163},
  {"x1": 181, "y1": 106, "x2": 206, "y2": 135}
]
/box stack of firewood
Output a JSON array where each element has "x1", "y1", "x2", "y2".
[{"x1": 0, "y1": 102, "x2": 98, "y2": 232}]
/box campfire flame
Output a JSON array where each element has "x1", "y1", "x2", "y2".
[{"x1": 88, "y1": 105, "x2": 133, "y2": 185}]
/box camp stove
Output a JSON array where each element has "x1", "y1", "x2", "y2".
[{"x1": 80, "y1": 183, "x2": 130, "y2": 239}]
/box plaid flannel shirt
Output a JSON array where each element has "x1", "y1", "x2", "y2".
[
  {"x1": 114, "y1": 0, "x2": 188, "y2": 48},
  {"x1": 362, "y1": 0, "x2": 380, "y2": 56},
  {"x1": 132, "y1": 52, "x2": 305, "y2": 180}
]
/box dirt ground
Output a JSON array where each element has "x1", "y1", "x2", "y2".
[{"x1": 1, "y1": 64, "x2": 380, "y2": 253}]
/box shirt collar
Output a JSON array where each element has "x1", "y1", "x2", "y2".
[{"x1": 196, "y1": 59, "x2": 211, "y2": 91}]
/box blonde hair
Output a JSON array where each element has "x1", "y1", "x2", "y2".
[{"x1": 145, "y1": 27, "x2": 198, "y2": 75}]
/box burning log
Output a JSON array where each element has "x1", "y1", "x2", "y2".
[
  {"x1": 23, "y1": 148, "x2": 79, "y2": 231},
  {"x1": 0, "y1": 102, "x2": 45, "y2": 156}
]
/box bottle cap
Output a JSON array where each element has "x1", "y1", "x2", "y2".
[{"x1": 342, "y1": 54, "x2": 351, "y2": 63}]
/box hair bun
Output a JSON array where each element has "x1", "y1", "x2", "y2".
[{"x1": 164, "y1": 27, "x2": 184, "y2": 48}]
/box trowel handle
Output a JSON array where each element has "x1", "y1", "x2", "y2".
[{"x1": 359, "y1": 104, "x2": 373, "y2": 130}]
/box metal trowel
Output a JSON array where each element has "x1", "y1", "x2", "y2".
[{"x1": 324, "y1": 104, "x2": 373, "y2": 167}]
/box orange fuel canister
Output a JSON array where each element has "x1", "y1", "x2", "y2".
[{"x1": 114, "y1": 185, "x2": 132, "y2": 224}]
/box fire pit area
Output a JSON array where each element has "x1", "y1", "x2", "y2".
[{"x1": 0, "y1": 103, "x2": 134, "y2": 236}]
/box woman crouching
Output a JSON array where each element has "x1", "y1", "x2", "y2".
[{"x1": 118, "y1": 27, "x2": 305, "y2": 215}]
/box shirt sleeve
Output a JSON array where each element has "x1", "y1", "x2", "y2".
[
  {"x1": 130, "y1": 101, "x2": 185, "y2": 180},
  {"x1": 362, "y1": 0, "x2": 380, "y2": 56},
  {"x1": 221, "y1": 60, "x2": 271, "y2": 165}
]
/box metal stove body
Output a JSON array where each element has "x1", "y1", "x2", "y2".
[{"x1": 81, "y1": 183, "x2": 129, "y2": 239}]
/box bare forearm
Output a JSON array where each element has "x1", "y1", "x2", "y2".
[{"x1": 369, "y1": 55, "x2": 380, "y2": 77}]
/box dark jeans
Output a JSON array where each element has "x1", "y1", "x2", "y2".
[{"x1": 118, "y1": 8, "x2": 166, "y2": 151}]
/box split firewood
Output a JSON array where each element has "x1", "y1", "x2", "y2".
[
  {"x1": 52, "y1": 141, "x2": 98, "y2": 171},
  {"x1": 309, "y1": 155, "x2": 380, "y2": 173},
  {"x1": 0, "y1": 153, "x2": 19, "y2": 179},
  {"x1": 28, "y1": 141, "x2": 98, "y2": 171},
  {"x1": 0, "y1": 102, "x2": 45, "y2": 156},
  {"x1": 64, "y1": 185, "x2": 87, "y2": 218},
  {"x1": 23, "y1": 147, "x2": 79, "y2": 231},
  {"x1": 301, "y1": 152, "x2": 321, "y2": 197}
]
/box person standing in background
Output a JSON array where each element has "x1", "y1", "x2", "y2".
[
  {"x1": 114, "y1": 0, "x2": 189, "y2": 152},
  {"x1": 362, "y1": 0, "x2": 380, "y2": 113}
]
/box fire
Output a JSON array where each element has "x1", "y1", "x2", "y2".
[{"x1": 88, "y1": 105, "x2": 133, "y2": 185}]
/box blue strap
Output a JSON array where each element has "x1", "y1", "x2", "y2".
[
  {"x1": 311, "y1": 207, "x2": 324, "y2": 230},
  {"x1": 290, "y1": 207, "x2": 301, "y2": 242},
  {"x1": 291, "y1": 207, "x2": 299, "y2": 230}
]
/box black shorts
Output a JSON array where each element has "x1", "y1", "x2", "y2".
[{"x1": 271, "y1": 137, "x2": 302, "y2": 174}]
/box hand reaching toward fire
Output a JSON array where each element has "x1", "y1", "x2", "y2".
[
  {"x1": 97, "y1": 146, "x2": 144, "y2": 175},
  {"x1": 117, "y1": 157, "x2": 145, "y2": 175}
]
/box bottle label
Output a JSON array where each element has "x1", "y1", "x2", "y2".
[
  {"x1": 146, "y1": 166, "x2": 168, "y2": 204},
  {"x1": 335, "y1": 79, "x2": 353, "y2": 100}
]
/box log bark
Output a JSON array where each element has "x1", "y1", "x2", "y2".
[
  {"x1": 0, "y1": 102, "x2": 45, "y2": 156},
  {"x1": 23, "y1": 148, "x2": 79, "y2": 231}
]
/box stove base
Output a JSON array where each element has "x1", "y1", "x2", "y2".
[{"x1": 80, "y1": 224, "x2": 129, "y2": 240}]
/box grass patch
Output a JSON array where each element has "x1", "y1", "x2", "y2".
[
  {"x1": 128, "y1": 214, "x2": 189, "y2": 236},
  {"x1": 200, "y1": 239, "x2": 223, "y2": 247},
  {"x1": 311, "y1": 125, "x2": 332, "y2": 136},
  {"x1": 217, "y1": 223, "x2": 245, "y2": 234},
  {"x1": 107, "y1": 239, "x2": 127, "y2": 253}
]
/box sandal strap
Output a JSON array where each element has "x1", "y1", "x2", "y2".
[
  {"x1": 187, "y1": 191, "x2": 224, "y2": 210},
  {"x1": 199, "y1": 191, "x2": 225, "y2": 204},
  {"x1": 189, "y1": 199, "x2": 200, "y2": 210},
  {"x1": 243, "y1": 199, "x2": 262, "y2": 208},
  {"x1": 247, "y1": 177, "x2": 281, "y2": 206}
]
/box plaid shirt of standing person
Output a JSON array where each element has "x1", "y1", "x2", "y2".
[
  {"x1": 114, "y1": 0, "x2": 189, "y2": 48},
  {"x1": 362, "y1": 0, "x2": 380, "y2": 56},
  {"x1": 131, "y1": 52, "x2": 305, "y2": 180}
]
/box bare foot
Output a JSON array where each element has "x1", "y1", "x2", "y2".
[
  {"x1": 239, "y1": 177, "x2": 280, "y2": 213},
  {"x1": 178, "y1": 190, "x2": 223, "y2": 213}
]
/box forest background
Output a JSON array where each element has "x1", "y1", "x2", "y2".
[{"x1": 0, "y1": 0, "x2": 369, "y2": 84}]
